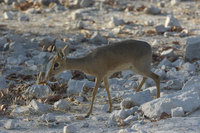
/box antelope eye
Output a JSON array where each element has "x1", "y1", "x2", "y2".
[{"x1": 53, "y1": 62, "x2": 59, "y2": 70}]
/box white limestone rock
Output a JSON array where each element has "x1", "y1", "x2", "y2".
[
  {"x1": 120, "y1": 99, "x2": 135, "y2": 109},
  {"x1": 144, "y1": 20, "x2": 154, "y2": 26},
  {"x1": 171, "y1": 0, "x2": 181, "y2": 6},
  {"x1": 29, "y1": 99, "x2": 52, "y2": 113},
  {"x1": 165, "y1": 15, "x2": 181, "y2": 29},
  {"x1": 107, "y1": 16, "x2": 125, "y2": 28},
  {"x1": 171, "y1": 107, "x2": 184, "y2": 117},
  {"x1": 154, "y1": 69, "x2": 166, "y2": 80},
  {"x1": 4, "y1": 12, "x2": 13, "y2": 20},
  {"x1": 166, "y1": 79, "x2": 183, "y2": 90},
  {"x1": 124, "y1": 115, "x2": 138, "y2": 124},
  {"x1": 185, "y1": 36, "x2": 200, "y2": 61},
  {"x1": 141, "y1": 88, "x2": 200, "y2": 118},
  {"x1": 158, "y1": 58, "x2": 172, "y2": 67},
  {"x1": 38, "y1": 36, "x2": 54, "y2": 47},
  {"x1": 80, "y1": 0, "x2": 93, "y2": 7},
  {"x1": 67, "y1": 79, "x2": 88, "y2": 96},
  {"x1": 63, "y1": 124, "x2": 76, "y2": 133},
  {"x1": 89, "y1": 32, "x2": 107, "y2": 44},
  {"x1": 24, "y1": 84, "x2": 53, "y2": 99},
  {"x1": 54, "y1": 99, "x2": 70, "y2": 111},
  {"x1": 166, "y1": 68, "x2": 189, "y2": 81},
  {"x1": 11, "y1": 106, "x2": 31, "y2": 116},
  {"x1": 0, "y1": 76, "x2": 7, "y2": 89},
  {"x1": 181, "y1": 62, "x2": 196, "y2": 72},
  {"x1": 71, "y1": 11, "x2": 83, "y2": 21},
  {"x1": 122, "y1": 90, "x2": 153, "y2": 106},
  {"x1": 38, "y1": 113, "x2": 56, "y2": 122},
  {"x1": 18, "y1": 14, "x2": 29, "y2": 21},
  {"x1": 4, "y1": 119, "x2": 16, "y2": 130},
  {"x1": 182, "y1": 76, "x2": 200, "y2": 91},
  {"x1": 161, "y1": 49, "x2": 175, "y2": 57},
  {"x1": 172, "y1": 58, "x2": 185, "y2": 67}
]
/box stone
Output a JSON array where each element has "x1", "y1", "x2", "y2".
[
  {"x1": 182, "y1": 76, "x2": 200, "y2": 91},
  {"x1": 81, "y1": 122, "x2": 89, "y2": 128},
  {"x1": 38, "y1": 113, "x2": 56, "y2": 122},
  {"x1": 101, "y1": 104, "x2": 109, "y2": 112},
  {"x1": 121, "y1": 70, "x2": 134, "y2": 79},
  {"x1": 120, "y1": 99, "x2": 135, "y2": 109},
  {"x1": 171, "y1": 0, "x2": 181, "y2": 6},
  {"x1": 144, "y1": 20, "x2": 154, "y2": 26},
  {"x1": 0, "y1": 37, "x2": 7, "y2": 50},
  {"x1": 154, "y1": 69, "x2": 165, "y2": 80},
  {"x1": 112, "y1": 27, "x2": 122, "y2": 35},
  {"x1": 4, "y1": 0, "x2": 15, "y2": 5},
  {"x1": 151, "y1": 40, "x2": 164, "y2": 47},
  {"x1": 124, "y1": 115, "x2": 138, "y2": 124},
  {"x1": 107, "y1": 16, "x2": 125, "y2": 28},
  {"x1": 171, "y1": 107, "x2": 184, "y2": 117},
  {"x1": 80, "y1": 0, "x2": 93, "y2": 7},
  {"x1": 166, "y1": 68, "x2": 189, "y2": 81},
  {"x1": 110, "y1": 107, "x2": 138, "y2": 121},
  {"x1": 18, "y1": 14, "x2": 29, "y2": 21},
  {"x1": 29, "y1": 99, "x2": 52, "y2": 113},
  {"x1": 23, "y1": 84, "x2": 53, "y2": 99},
  {"x1": 4, "y1": 12, "x2": 13, "y2": 20},
  {"x1": 158, "y1": 58, "x2": 172, "y2": 67},
  {"x1": 161, "y1": 49, "x2": 175, "y2": 57},
  {"x1": 141, "y1": 88, "x2": 200, "y2": 118},
  {"x1": 11, "y1": 106, "x2": 31, "y2": 116},
  {"x1": 4, "y1": 119, "x2": 16, "y2": 130},
  {"x1": 166, "y1": 79, "x2": 183, "y2": 90},
  {"x1": 155, "y1": 24, "x2": 168, "y2": 33},
  {"x1": 172, "y1": 59, "x2": 185, "y2": 67},
  {"x1": 38, "y1": 36, "x2": 54, "y2": 47},
  {"x1": 89, "y1": 32, "x2": 107, "y2": 44},
  {"x1": 182, "y1": 62, "x2": 196, "y2": 72},
  {"x1": 123, "y1": 90, "x2": 153, "y2": 106},
  {"x1": 71, "y1": 11, "x2": 83, "y2": 21},
  {"x1": 145, "y1": 5, "x2": 161, "y2": 15},
  {"x1": 56, "y1": 71, "x2": 72, "y2": 83},
  {"x1": 63, "y1": 124, "x2": 76, "y2": 133},
  {"x1": 185, "y1": 36, "x2": 200, "y2": 61},
  {"x1": 0, "y1": 76, "x2": 7, "y2": 89},
  {"x1": 54, "y1": 99, "x2": 70, "y2": 111},
  {"x1": 67, "y1": 79, "x2": 87, "y2": 96},
  {"x1": 165, "y1": 15, "x2": 181, "y2": 29}
]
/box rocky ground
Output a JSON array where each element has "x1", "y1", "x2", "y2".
[{"x1": 0, "y1": 0, "x2": 200, "y2": 133}]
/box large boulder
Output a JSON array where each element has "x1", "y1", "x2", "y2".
[
  {"x1": 185, "y1": 36, "x2": 200, "y2": 61},
  {"x1": 23, "y1": 84, "x2": 53, "y2": 99},
  {"x1": 141, "y1": 88, "x2": 200, "y2": 118}
]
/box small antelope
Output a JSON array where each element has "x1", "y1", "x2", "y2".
[{"x1": 45, "y1": 40, "x2": 160, "y2": 117}]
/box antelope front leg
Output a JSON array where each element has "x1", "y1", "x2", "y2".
[
  {"x1": 103, "y1": 77, "x2": 112, "y2": 113},
  {"x1": 136, "y1": 77, "x2": 147, "y2": 92},
  {"x1": 85, "y1": 77, "x2": 102, "y2": 118}
]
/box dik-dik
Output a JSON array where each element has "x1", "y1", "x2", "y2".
[{"x1": 45, "y1": 40, "x2": 160, "y2": 117}]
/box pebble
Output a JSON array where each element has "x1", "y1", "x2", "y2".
[
  {"x1": 0, "y1": 76, "x2": 7, "y2": 89},
  {"x1": 54, "y1": 99, "x2": 71, "y2": 111},
  {"x1": 29, "y1": 99, "x2": 52, "y2": 113},
  {"x1": 161, "y1": 49, "x2": 175, "y2": 57},
  {"x1": 171, "y1": 107, "x2": 184, "y2": 117},
  {"x1": 63, "y1": 124, "x2": 76, "y2": 133},
  {"x1": 4, "y1": 119, "x2": 16, "y2": 130},
  {"x1": 145, "y1": 5, "x2": 161, "y2": 15},
  {"x1": 4, "y1": 12, "x2": 13, "y2": 20}
]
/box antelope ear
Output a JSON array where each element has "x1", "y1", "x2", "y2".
[{"x1": 62, "y1": 44, "x2": 70, "y2": 57}]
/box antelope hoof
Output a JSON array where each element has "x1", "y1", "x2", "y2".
[{"x1": 107, "y1": 110, "x2": 111, "y2": 113}]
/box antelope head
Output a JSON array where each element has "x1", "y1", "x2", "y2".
[{"x1": 45, "y1": 44, "x2": 70, "y2": 81}]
